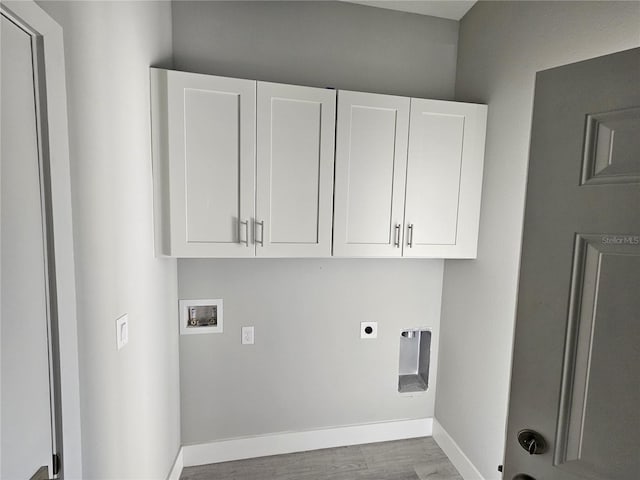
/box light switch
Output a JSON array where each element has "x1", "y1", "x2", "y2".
[
  {"x1": 242, "y1": 326, "x2": 254, "y2": 345},
  {"x1": 116, "y1": 314, "x2": 129, "y2": 350}
]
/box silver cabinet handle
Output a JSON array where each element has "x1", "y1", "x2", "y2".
[
  {"x1": 394, "y1": 224, "x2": 401, "y2": 248},
  {"x1": 240, "y1": 219, "x2": 249, "y2": 246},
  {"x1": 256, "y1": 220, "x2": 265, "y2": 247},
  {"x1": 408, "y1": 223, "x2": 414, "y2": 248}
]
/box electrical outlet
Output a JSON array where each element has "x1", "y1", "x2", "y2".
[
  {"x1": 116, "y1": 314, "x2": 129, "y2": 350},
  {"x1": 242, "y1": 326, "x2": 254, "y2": 345},
  {"x1": 360, "y1": 321, "x2": 378, "y2": 339}
]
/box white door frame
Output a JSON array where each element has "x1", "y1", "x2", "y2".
[{"x1": 1, "y1": 1, "x2": 82, "y2": 477}]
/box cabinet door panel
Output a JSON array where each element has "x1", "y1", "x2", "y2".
[
  {"x1": 184, "y1": 89, "x2": 240, "y2": 242},
  {"x1": 256, "y1": 82, "x2": 335, "y2": 257},
  {"x1": 333, "y1": 91, "x2": 410, "y2": 257},
  {"x1": 406, "y1": 111, "x2": 464, "y2": 246},
  {"x1": 167, "y1": 71, "x2": 255, "y2": 256},
  {"x1": 404, "y1": 99, "x2": 487, "y2": 258}
]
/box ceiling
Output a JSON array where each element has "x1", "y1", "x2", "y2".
[{"x1": 343, "y1": 1, "x2": 477, "y2": 21}]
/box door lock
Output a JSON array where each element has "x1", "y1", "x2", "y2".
[{"x1": 517, "y1": 429, "x2": 546, "y2": 455}]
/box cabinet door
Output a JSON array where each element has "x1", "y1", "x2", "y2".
[
  {"x1": 166, "y1": 70, "x2": 255, "y2": 257},
  {"x1": 333, "y1": 91, "x2": 410, "y2": 257},
  {"x1": 403, "y1": 99, "x2": 487, "y2": 258},
  {"x1": 256, "y1": 82, "x2": 336, "y2": 257}
]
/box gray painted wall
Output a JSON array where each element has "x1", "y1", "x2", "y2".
[
  {"x1": 437, "y1": 2, "x2": 640, "y2": 478},
  {"x1": 36, "y1": 2, "x2": 181, "y2": 478},
  {"x1": 172, "y1": 0, "x2": 458, "y2": 99},
  {"x1": 172, "y1": 1, "x2": 459, "y2": 445},
  {"x1": 179, "y1": 259, "x2": 443, "y2": 444}
]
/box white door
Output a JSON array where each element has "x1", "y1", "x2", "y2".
[
  {"x1": 1, "y1": 12, "x2": 55, "y2": 480},
  {"x1": 333, "y1": 91, "x2": 410, "y2": 257},
  {"x1": 504, "y1": 48, "x2": 639, "y2": 480},
  {"x1": 403, "y1": 99, "x2": 486, "y2": 258},
  {"x1": 256, "y1": 82, "x2": 336, "y2": 257},
  {"x1": 166, "y1": 70, "x2": 256, "y2": 257}
]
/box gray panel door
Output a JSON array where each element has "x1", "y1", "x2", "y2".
[
  {"x1": 1, "y1": 13, "x2": 55, "y2": 480},
  {"x1": 504, "y1": 48, "x2": 639, "y2": 479}
]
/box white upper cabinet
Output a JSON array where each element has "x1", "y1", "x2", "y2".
[
  {"x1": 152, "y1": 68, "x2": 487, "y2": 258},
  {"x1": 404, "y1": 99, "x2": 487, "y2": 258},
  {"x1": 152, "y1": 68, "x2": 256, "y2": 257},
  {"x1": 333, "y1": 91, "x2": 410, "y2": 257},
  {"x1": 151, "y1": 69, "x2": 336, "y2": 257},
  {"x1": 256, "y1": 82, "x2": 336, "y2": 257},
  {"x1": 333, "y1": 92, "x2": 486, "y2": 258}
]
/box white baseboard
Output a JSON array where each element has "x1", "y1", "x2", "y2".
[
  {"x1": 432, "y1": 419, "x2": 485, "y2": 480},
  {"x1": 183, "y1": 418, "x2": 432, "y2": 467},
  {"x1": 166, "y1": 447, "x2": 183, "y2": 480}
]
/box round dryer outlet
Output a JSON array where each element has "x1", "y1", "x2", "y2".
[{"x1": 360, "y1": 321, "x2": 378, "y2": 339}]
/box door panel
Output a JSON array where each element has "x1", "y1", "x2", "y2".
[
  {"x1": 333, "y1": 91, "x2": 409, "y2": 257},
  {"x1": 505, "y1": 48, "x2": 640, "y2": 480},
  {"x1": 556, "y1": 236, "x2": 640, "y2": 480},
  {"x1": 581, "y1": 107, "x2": 640, "y2": 185},
  {"x1": 404, "y1": 99, "x2": 486, "y2": 258},
  {"x1": 345, "y1": 105, "x2": 396, "y2": 244},
  {"x1": 184, "y1": 88, "x2": 241, "y2": 243},
  {"x1": 256, "y1": 82, "x2": 335, "y2": 257},
  {"x1": 1, "y1": 14, "x2": 54, "y2": 479},
  {"x1": 167, "y1": 71, "x2": 255, "y2": 257},
  {"x1": 406, "y1": 109, "x2": 464, "y2": 245}
]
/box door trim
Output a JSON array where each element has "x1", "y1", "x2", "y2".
[{"x1": 1, "y1": 2, "x2": 82, "y2": 477}]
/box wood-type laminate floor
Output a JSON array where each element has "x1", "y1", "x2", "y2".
[{"x1": 180, "y1": 437, "x2": 463, "y2": 480}]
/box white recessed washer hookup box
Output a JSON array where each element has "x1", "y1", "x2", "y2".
[{"x1": 179, "y1": 299, "x2": 223, "y2": 335}]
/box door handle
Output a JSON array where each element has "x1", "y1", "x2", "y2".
[
  {"x1": 239, "y1": 219, "x2": 249, "y2": 246},
  {"x1": 255, "y1": 220, "x2": 264, "y2": 247},
  {"x1": 394, "y1": 224, "x2": 401, "y2": 247},
  {"x1": 407, "y1": 224, "x2": 414, "y2": 248},
  {"x1": 517, "y1": 429, "x2": 546, "y2": 455}
]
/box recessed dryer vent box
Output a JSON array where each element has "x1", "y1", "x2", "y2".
[
  {"x1": 398, "y1": 329, "x2": 431, "y2": 393},
  {"x1": 179, "y1": 299, "x2": 223, "y2": 335}
]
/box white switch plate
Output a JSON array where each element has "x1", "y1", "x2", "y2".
[
  {"x1": 242, "y1": 326, "x2": 254, "y2": 345},
  {"x1": 360, "y1": 321, "x2": 378, "y2": 339},
  {"x1": 116, "y1": 314, "x2": 129, "y2": 350}
]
